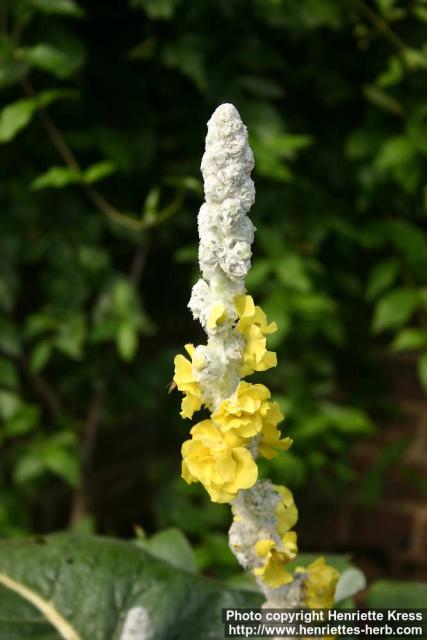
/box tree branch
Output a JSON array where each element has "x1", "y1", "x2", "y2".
[
  {"x1": 0, "y1": 347, "x2": 63, "y2": 416},
  {"x1": 22, "y1": 79, "x2": 185, "y2": 233},
  {"x1": 352, "y1": 0, "x2": 408, "y2": 57}
]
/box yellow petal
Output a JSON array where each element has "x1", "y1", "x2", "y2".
[
  {"x1": 259, "y1": 350, "x2": 277, "y2": 371},
  {"x1": 207, "y1": 303, "x2": 228, "y2": 329},
  {"x1": 261, "y1": 555, "x2": 293, "y2": 588},
  {"x1": 231, "y1": 447, "x2": 258, "y2": 489},
  {"x1": 173, "y1": 354, "x2": 193, "y2": 386},
  {"x1": 255, "y1": 538, "x2": 275, "y2": 557},
  {"x1": 235, "y1": 294, "x2": 255, "y2": 325},
  {"x1": 180, "y1": 393, "x2": 201, "y2": 419},
  {"x1": 181, "y1": 460, "x2": 197, "y2": 484},
  {"x1": 282, "y1": 531, "x2": 298, "y2": 559},
  {"x1": 184, "y1": 343, "x2": 195, "y2": 357},
  {"x1": 190, "y1": 419, "x2": 220, "y2": 443},
  {"x1": 274, "y1": 485, "x2": 299, "y2": 534},
  {"x1": 204, "y1": 482, "x2": 235, "y2": 503},
  {"x1": 297, "y1": 557, "x2": 340, "y2": 609},
  {"x1": 214, "y1": 450, "x2": 236, "y2": 483}
]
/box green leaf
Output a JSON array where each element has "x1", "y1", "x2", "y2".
[
  {"x1": 31, "y1": 166, "x2": 82, "y2": 190},
  {"x1": 391, "y1": 328, "x2": 427, "y2": 352},
  {"x1": 403, "y1": 48, "x2": 427, "y2": 71},
  {"x1": 0, "y1": 99, "x2": 39, "y2": 144},
  {"x1": 366, "y1": 259, "x2": 399, "y2": 300},
  {"x1": 377, "y1": 56, "x2": 403, "y2": 88},
  {"x1": 116, "y1": 322, "x2": 138, "y2": 361},
  {"x1": 13, "y1": 455, "x2": 45, "y2": 486},
  {"x1": 165, "y1": 175, "x2": 203, "y2": 195},
  {"x1": 142, "y1": 186, "x2": 161, "y2": 221},
  {"x1": 0, "y1": 318, "x2": 21, "y2": 357},
  {"x1": 386, "y1": 220, "x2": 427, "y2": 267},
  {"x1": 0, "y1": 91, "x2": 75, "y2": 144},
  {"x1": 42, "y1": 446, "x2": 80, "y2": 487},
  {"x1": 29, "y1": 340, "x2": 53, "y2": 373},
  {"x1": 0, "y1": 358, "x2": 18, "y2": 389},
  {"x1": 367, "y1": 580, "x2": 427, "y2": 607},
  {"x1": 83, "y1": 161, "x2": 116, "y2": 184},
  {"x1": 130, "y1": 0, "x2": 181, "y2": 20},
  {"x1": 266, "y1": 134, "x2": 313, "y2": 158},
  {"x1": 240, "y1": 75, "x2": 284, "y2": 99},
  {"x1": 417, "y1": 352, "x2": 427, "y2": 393},
  {"x1": 372, "y1": 288, "x2": 419, "y2": 333},
  {"x1": 251, "y1": 139, "x2": 293, "y2": 182},
  {"x1": 13, "y1": 433, "x2": 80, "y2": 487},
  {"x1": 0, "y1": 533, "x2": 261, "y2": 639},
  {"x1": 250, "y1": 128, "x2": 312, "y2": 182},
  {"x1": 138, "y1": 528, "x2": 198, "y2": 573},
  {"x1": 375, "y1": 137, "x2": 422, "y2": 192},
  {"x1": 0, "y1": 57, "x2": 29, "y2": 90},
  {"x1": 245, "y1": 259, "x2": 271, "y2": 291},
  {"x1": 375, "y1": 136, "x2": 415, "y2": 172},
  {"x1": 376, "y1": 0, "x2": 395, "y2": 13},
  {"x1": 173, "y1": 244, "x2": 197, "y2": 264},
  {"x1": 323, "y1": 403, "x2": 375, "y2": 436},
  {"x1": 0, "y1": 391, "x2": 21, "y2": 421},
  {"x1": 17, "y1": 43, "x2": 85, "y2": 79},
  {"x1": 3, "y1": 405, "x2": 39, "y2": 437},
  {"x1": 29, "y1": 0, "x2": 84, "y2": 17},
  {"x1": 163, "y1": 36, "x2": 206, "y2": 90},
  {"x1": 414, "y1": 6, "x2": 427, "y2": 22},
  {"x1": 276, "y1": 254, "x2": 311, "y2": 292},
  {"x1": 53, "y1": 313, "x2": 86, "y2": 359}
]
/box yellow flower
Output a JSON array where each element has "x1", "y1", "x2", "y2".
[
  {"x1": 207, "y1": 302, "x2": 228, "y2": 330},
  {"x1": 273, "y1": 485, "x2": 298, "y2": 535},
  {"x1": 181, "y1": 419, "x2": 258, "y2": 503},
  {"x1": 297, "y1": 557, "x2": 340, "y2": 609},
  {"x1": 258, "y1": 401, "x2": 293, "y2": 460},
  {"x1": 173, "y1": 344, "x2": 202, "y2": 419},
  {"x1": 282, "y1": 530, "x2": 298, "y2": 559},
  {"x1": 253, "y1": 534, "x2": 297, "y2": 588},
  {"x1": 235, "y1": 294, "x2": 277, "y2": 377},
  {"x1": 212, "y1": 381, "x2": 271, "y2": 438}
]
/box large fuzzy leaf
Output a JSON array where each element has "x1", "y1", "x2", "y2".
[{"x1": 0, "y1": 533, "x2": 262, "y2": 640}]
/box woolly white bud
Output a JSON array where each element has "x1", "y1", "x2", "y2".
[
  {"x1": 188, "y1": 103, "x2": 256, "y2": 409},
  {"x1": 197, "y1": 103, "x2": 255, "y2": 285}
]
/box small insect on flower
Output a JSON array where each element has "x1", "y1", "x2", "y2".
[{"x1": 166, "y1": 379, "x2": 177, "y2": 393}]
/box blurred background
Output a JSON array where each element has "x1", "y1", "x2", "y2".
[{"x1": 0, "y1": 0, "x2": 426, "y2": 588}]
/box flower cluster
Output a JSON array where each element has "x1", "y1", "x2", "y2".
[
  {"x1": 181, "y1": 420, "x2": 257, "y2": 503},
  {"x1": 173, "y1": 103, "x2": 339, "y2": 611},
  {"x1": 296, "y1": 557, "x2": 340, "y2": 609},
  {"x1": 177, "y1": 377, "x2": 291, "y2": 503}
]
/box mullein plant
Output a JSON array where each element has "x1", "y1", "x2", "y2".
[{"x1": 174, "y1": 104, "x2": 339, "y2": 609}]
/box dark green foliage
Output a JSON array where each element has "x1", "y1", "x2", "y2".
[
  {"x1": 0, "y1": 533, "x2": 262, "y2": 639},
  {"x1": 0, "y1": 0, "x2": 426, "y2": 571}
]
